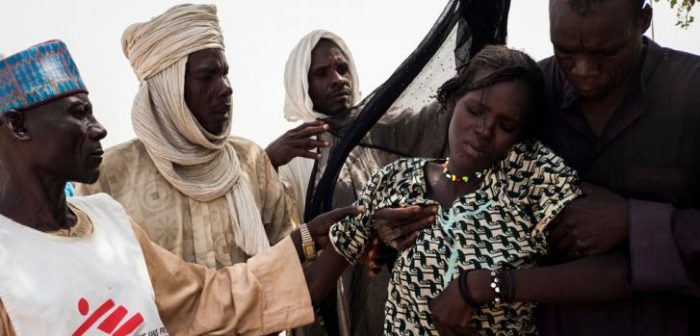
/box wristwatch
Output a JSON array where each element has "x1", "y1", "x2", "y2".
[{"x1": 299, "y1": 223, "x2": 317, "y2": 261}]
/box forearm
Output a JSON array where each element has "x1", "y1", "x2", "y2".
[
  {"x1": 515, "y1": 253, "x2": 631, "y2": 303},
  {"x1": 143, "y1": 226, "x2": 313, "y2": 334},
  {"x1": 629, "y1": 199, "x2": 700, "y2": 295},
  {"x1": 290, "y1": 228, "x2": 351, "y2": 306},
  {"x1": 470, "y1": 253, "x2": 632, "y2": 304},
  {"x1": 303, "y1": 248, "x2": 350, "y2": 306},
  {"x1": 290, "y1": 230, "x2": 305, "y2": 262}
]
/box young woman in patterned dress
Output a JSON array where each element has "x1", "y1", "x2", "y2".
[{"x1": 303, "y1": 45, "x2": 630, "y2": 335}]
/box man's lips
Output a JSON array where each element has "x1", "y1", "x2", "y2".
[
  {"x1": 330, "y1": 88, "x2": 351, "y2": 99},
  {"x1": 212, "y1": 102, "x2": 232, "y2": 115},
  {"x1": 89, "y1": 149, "x2": 104, "y2": 158}
]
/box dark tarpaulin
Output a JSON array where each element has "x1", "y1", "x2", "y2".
[
  {"x1": 304, "y1": 0, "x2": 511, "y2": 334},
  {"x1": 305, "y1": 0, "x2": 511, "y2": 221}
]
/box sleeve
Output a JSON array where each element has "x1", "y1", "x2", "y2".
[
  {"x1": 628, "y1": 201, "x2": 700, "y2": 296},
  {"x1": 524, "y1": 142, "x2": 582, "y2": 233},
  {"x1": 277, "y1": 157, "x2": 314, "y2": 219},
  {"x1": 132, "y1": 222, "x2": 314, "y2": 335},
  {"x1": 0, "y1": 300, "x2": 16, "y2": 336},
  {"x1": 328, "y1": 160, "x2": 400, "y2": 264},
  {"x1": 255, "y1": 144, "x2": 300, "y2": 244}
]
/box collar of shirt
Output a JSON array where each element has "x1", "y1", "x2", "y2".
[{"x1": 552, "y1": 37, "x2": 663, "y2": 147}]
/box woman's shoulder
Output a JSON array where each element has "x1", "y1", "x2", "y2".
[
  {"x1": 379, "y1": 157, "x2": 431, "y2": 176},
  {"x1": 363, "y1": 157, "x2": 432, "y2": 191},
  {"x1": 502, "y1": 140, "x2": 567, "y2": 170},
  {"x1": 498, "y1": 140, "x2": 578, "y2": 193}
]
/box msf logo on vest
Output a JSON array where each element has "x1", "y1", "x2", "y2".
[{"x1": 71, "y1": 297, "x2": 167, "y2": 336}]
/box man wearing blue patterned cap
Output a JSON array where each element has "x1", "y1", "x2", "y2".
[{"x1": 0, "y1": 39, "x2": 359, "y2": 336}]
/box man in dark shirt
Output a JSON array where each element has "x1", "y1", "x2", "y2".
[
  {"x1": 538, "y1": 0, "x2": 700, "y2": 334},
  {"x1": 372, "y1": 0, "x2": 699, "y2": 334}
]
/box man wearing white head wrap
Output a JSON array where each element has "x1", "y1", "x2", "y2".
[
  {"x1": 269, "y1": 30, "x2": 453, "y2": 336},
  {"x1": 267, "y1": 30, "x2": 360, "y2": 218},
  {"x1": 78, "y1": 4, "x2": 299, "y2": 268}
]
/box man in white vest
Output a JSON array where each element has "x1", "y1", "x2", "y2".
[{"x1": 0, "y1": 39, "x2": 358, "y2": 336}]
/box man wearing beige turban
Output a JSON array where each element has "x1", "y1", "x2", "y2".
[{"x1": 78, "y1": 4, "x2": 299, "y2": 268}]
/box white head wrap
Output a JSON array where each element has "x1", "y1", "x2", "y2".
[
  {"x1": 283, "y1": 30, "x2": 361, "y2": 122},
  {"x1": 122, "y1": 4, "x2": 269, "y2": 262}
]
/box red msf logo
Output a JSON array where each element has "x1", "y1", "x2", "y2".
[{"x1": 72, "y1": 297, "x2": 144, "y2": 336}]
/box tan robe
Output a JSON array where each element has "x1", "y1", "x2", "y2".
[
  {"x1": 0, "y1": 204, "x2": 313, "y2": 336},
  {"x1": 77, "y1": 136, "x2": 300, "y2": 267}
]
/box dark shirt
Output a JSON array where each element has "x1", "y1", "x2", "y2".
[{"x1": 536, "y1": 38, "x2": 700, "y2": 336}]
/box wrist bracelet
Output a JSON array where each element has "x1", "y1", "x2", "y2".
[
  {"x1": 490, "y1": 268, "x2": 515, "y2": 304},
  {"x1": 299, "y1": 223, "x2": 317, "y2": 262},
  {"x1": 458, "y1": 270, "x2": 481, "y2": 309}
]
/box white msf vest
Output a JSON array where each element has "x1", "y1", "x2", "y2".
[{"x1": 0, "y1": 193, "x2": 167, "y2": 336}]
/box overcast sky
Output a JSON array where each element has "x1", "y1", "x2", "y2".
[{"x1": 2, "y1": 0, "x2": 698, "y2": 148}]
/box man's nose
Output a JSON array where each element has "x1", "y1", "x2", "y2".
[
  {"x1": 88, "y1": 119, "x2": 108, "y2": 141},
  {"x1": 570, "y1": 55, "x2": 599, "y2": 79}
]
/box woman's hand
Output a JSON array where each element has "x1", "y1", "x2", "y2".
[
  {"x1": 374, "y1": 205, "x2": 437, "y2": 251},
  {"x1": 357, "y1": 235, "x2": 396, "y2": 274},
  {"x1": 430, "y1": 270, "x2": 491, "y2": 336}
]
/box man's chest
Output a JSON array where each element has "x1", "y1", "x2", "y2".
[{"x1": 541, "y1": 104, "x2": 698, "y2": 206}]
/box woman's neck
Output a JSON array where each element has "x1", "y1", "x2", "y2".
[{"x1": 425, "y1": 160, "x2": 483, "y2": 209}]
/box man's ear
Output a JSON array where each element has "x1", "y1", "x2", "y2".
[{"x1": 1, "y1": 110, "x2": 31, "y2": 141}]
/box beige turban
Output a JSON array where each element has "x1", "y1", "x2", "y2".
[
  {"x1": 122, "y1": 4, "x2": 270, "y2": 263},
  {"x1": 283, "y1": 30, "x2": 361, "y2": 122},
  {"x1": 122, "y1": 4, "x2": 225, "y2": 81}
]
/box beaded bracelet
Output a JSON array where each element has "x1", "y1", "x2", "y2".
[
  {"x1": 458, "y1": 270, "x2": 481, "y2": 309},
  {"x1": 489, "y1": 268, "x2": 516, "y2": 304}
]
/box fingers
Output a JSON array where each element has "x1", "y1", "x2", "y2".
[
  {"x1": 292, "y1": 120, "x2": 325, "y2": 131},
  {"x1": 580, "y1": 182, "x2": 597, "y2": 196},
  {"x1": 290, "y1": 138, "x2": 329, "y2": 150},
  {"x1": 555, "y1": 228, "x2": 577, "y2": 256},
  {"x1": 321, "y1": 205, "x2": 365, "y2": 223},
  {"x1": 374, "y1": 205, "x2": 438, "y2": 226},
  {"x1": 296, "y1": 124, "x2": 329, "y2": 138},
  {"x1": 548, "y1": 218, "x2": 567, "y2": 243},
  {"x1": 386, "y1": 214, "x2": 435, "y2": 242},
  {"x1": 395, "y1": 230, "x2": 421, "y2": 251},
  {"x1": 397, "y1": 215, "x2": 435, "y2": 236},
  {"x1": 294, "y1": 150, "x2": 323, "y2": 160}
]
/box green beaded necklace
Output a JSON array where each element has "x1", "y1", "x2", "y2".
[{"x1": 442, "y1": 158, "x2": 488, "y2": 184}]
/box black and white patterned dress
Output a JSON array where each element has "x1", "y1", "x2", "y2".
[{"x1": 329, "y1": 140, "x2": 580, "y2": 335}]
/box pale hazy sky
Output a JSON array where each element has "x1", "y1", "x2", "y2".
[{"x1": 2, "y1": 1, "x2": 699, "y2": 148}]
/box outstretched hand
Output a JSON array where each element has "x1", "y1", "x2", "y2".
[
  {"x1": 265, "y1": 120, "x2": 330, "y2": 168},
  {"x1": 307, "y1": 205, "x2": 364, "y2": 249}
]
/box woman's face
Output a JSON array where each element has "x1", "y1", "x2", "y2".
[{"x1": 448, "y1": 79, "x2": 533, "y2": 171}]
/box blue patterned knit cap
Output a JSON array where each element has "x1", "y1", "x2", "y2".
[{"x1": 0, "y1": 40, "x2": 88, "y2": 113}]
